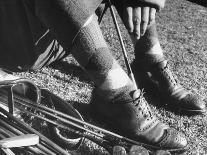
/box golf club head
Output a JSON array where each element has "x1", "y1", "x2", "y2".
[
  {"x1": 113, "y1": 146, "x2": 127, "y2": 155},
  {"x1": 129, "y1": 145, "x2": 149, "y2": 155},
  {"x1": 0, "y1": 134, "x2": 39, "y2": 148}
]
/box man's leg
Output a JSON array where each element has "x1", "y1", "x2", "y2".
[
  {"x1": 112, "y1": 0, "x2": 205, "y2": 114},
  {"x1": 131, "y1": 21, "x2": 206, "y2": 114},
  {"x1": 72, "y1": 14, "x2": 187, "y2": 150},
  {"x1": 34, "y1": 0, "x2": 187, "y2": 150}
]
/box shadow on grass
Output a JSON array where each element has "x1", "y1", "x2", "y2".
[
  {"x1": 186, "y1": 0, "x2": 207, "y2": 7},
  {"x1": 50, "y1": 60, "x2": 96, "y2": 121},
  {"x1": 50, "y1": 60, "x2": 91, "y2": 84},
  {"x1": 69, "y1": 100, "x2": 93, "y2": 121}
]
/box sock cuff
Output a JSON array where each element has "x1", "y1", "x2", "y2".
[
  {"x1": 95, "y1": 82, "x2": 136, "y2": 104},
  {"x1": 134, "y1": 53, "x2": 165, "y2": 71}
]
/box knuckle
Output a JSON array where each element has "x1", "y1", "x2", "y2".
[
  {"x1": 127, "y1": 24, "x2": 133, "y2": 32},
  {"x1": 149, "y1": 17, "x2": 155, "y2": 23},
  {"x1": 141, "y1": 18, "x2": 148, "y2": 23},
  {"x1": 133, "y1": 17, "x2": 141, "y2": 24}
]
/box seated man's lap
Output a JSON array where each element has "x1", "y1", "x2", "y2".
[
  {"x1": 0, "y1": 0, "x2": 122, "y2": 72},
  {"x1": 24, "y1": 0, "x2": 126, "y2": 71},
  {"x1": 26, "y1": 0, "x2": 104, "y2": 71}
]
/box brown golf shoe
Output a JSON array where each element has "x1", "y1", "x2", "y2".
[
  {"x1": 132, "y1": 60, "x2": 206, "y2": 115},
  {"x1": 90, "y1": 89, "x2": 187, "y2": 152}
]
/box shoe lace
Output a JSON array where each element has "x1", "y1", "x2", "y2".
[
  {"x1": 134, "y1": 90, "x2": 153, "y2": 120},
  {"x1": 161, "y1": 63, "x2": 178, "y2": 88}
]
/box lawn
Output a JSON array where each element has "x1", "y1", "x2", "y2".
[{"x1": 15, "y1": 0, "x2": 207, "y2": 154}]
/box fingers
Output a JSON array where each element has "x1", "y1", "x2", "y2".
[
  {"x1": 123, "y1": 6, "x2": 157, "y2": 40},
  {"x1": 149, "y1": 8, "x2": 156, "y2": 25},
  {"x1": 123, "y1": 7, "x2": 134, "y2": 33},
  {"x1": 140, "y1": 7, "x2": 150, "y2": 36},
  {"x1": 132, "y1": 7, "x2": 141, "y2": 39}
]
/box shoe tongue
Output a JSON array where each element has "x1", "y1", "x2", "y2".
[{"x1": 97, "y1": 85, "x2": 139, "y2": 104}]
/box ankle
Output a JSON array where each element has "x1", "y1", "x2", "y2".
[
  {"x1": 133, "y1": 54, "x2": 166, "y2": 71},
  {"x1": 95, "y1": 83, "x2": 137, "y2": 103}
]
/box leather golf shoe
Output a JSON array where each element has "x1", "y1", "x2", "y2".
[
  {"x1": 132, "y1": 60, "x2": 206, "y2": 115},
  {"x1": 90, "y1": 89, "x2": 187, "y2": 152}
]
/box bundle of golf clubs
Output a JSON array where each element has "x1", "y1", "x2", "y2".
[{"x1": 0, "y1": 76, "x2": 186, "y2": 155}]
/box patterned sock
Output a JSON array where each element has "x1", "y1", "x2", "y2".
[
  {"x1": 72, "y1": 15, "x2": 136, "y2": 101},
  {"x1": 132, "y1": 22, "x2": 165, "y2": 70}
]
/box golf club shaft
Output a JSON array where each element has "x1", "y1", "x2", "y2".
[
  {"x1": 1, "y1": 148, "x2": 15, "y2": 155},
  {"x1": 0, "y1": 108, "x2": 70, "y2": 155},
  {"x1": 0, "y1": 117, "x2": 52, "y2": 155},
  {"x1": 0, "y1": 90, "x2": 161, "y2": 151},
  {"x1": 107, "y1": 0, "x2": 138, "y2": 90},
  {"x1": 0, "y1": 88, "x2": 181, "y2": 153},
  {"x1": 8, "y1": 93, "x2": 160, "y2": 151}
]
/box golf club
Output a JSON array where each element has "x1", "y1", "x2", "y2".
[
  {"x1": 1, "y1": 148, "x2": 15, "y2": 155},
  {"x1": 107, "y1": 0, "x2": 138, "y2": 90}
]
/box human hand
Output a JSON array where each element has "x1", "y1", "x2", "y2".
[{"x1": 123, "y1": 5, "x2": 156, "y2": 40}]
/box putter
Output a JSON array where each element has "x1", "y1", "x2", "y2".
[
  {"x1": 107, "y1": 0, "x2": 138, "y2": 90},
  {"x1": 0, "y1": 134, "x2": 39, "y2": 148}
]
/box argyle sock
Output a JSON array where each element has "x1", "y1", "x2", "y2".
[
  {"x1": 72, "y1": 15, "x2": 136, "y2": 101},
  {"x1": 132, "y1": 21, "x2": 165, "y2": 70}
]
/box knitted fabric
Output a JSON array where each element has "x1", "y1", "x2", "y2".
[{"x1": 72, "y1": 15, "x2": 118, "y2": 86}]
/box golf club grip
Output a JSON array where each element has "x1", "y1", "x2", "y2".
[
  {"x1": 0, "y1": 134, "x2": 39, "y2": 148},
  {"x1": 0, "y1": 118, "x2": 50, "y2": 155}
]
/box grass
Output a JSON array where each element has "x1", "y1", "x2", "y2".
[{"x1": 14, "y1": 0, "x2": 207, "y2": 154}]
